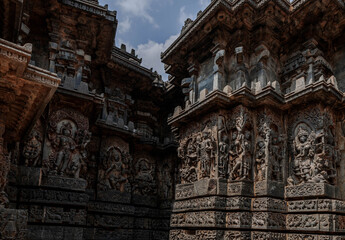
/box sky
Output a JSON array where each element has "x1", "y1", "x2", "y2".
[{"x1": 98, "y1": 0, "x2": 211, "y2": 80}]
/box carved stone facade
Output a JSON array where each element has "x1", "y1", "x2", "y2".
[
  {"x1": 0, "y1": 0, "x2": 176, "y2": 239},
  {"x1": 163, "y1": 0, "x2": 345, "y2": 239},
  {"x1": 2, "y1": 0, "x2": 345, "y2": 239}
]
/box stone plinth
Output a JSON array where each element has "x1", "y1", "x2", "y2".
[{"x1": 227, "y1": 180, "x2": 253, "y2": 197}]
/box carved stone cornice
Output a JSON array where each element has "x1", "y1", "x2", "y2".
[
  {"x1": 0, "y1": 38, "x2": 61, "y2": 140},
  {"x1": 58, "y1": 0, "x2": 117, "y2": 21},
  {"x1": 161, "y1": 0, "x2": 345, "y2": 64}
]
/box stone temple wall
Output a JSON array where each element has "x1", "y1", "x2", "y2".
[
  {"x1": 2, "y1": 0, "x2": 345, "y2": 240},
  {"x1": 0, "y1": 0, "x2": 178, "y2": 239},
  {"x1": 162, "y1": 0, "x2": 345, "y2": 239}
]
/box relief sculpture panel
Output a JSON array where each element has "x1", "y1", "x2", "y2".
[
  {"x1": 227, "y1": 106, "x2": 253, "y2": 181},
  {"x1": 288, "y1": 107, "x2": 338, "y2": 186},
  {"x1": 42, "y1": 109, "x2": 91, "y2": 179},
  {"x1": 177, "y1": 115, "x2": 218, "y2": 183},
  {"x1": 98, "y1": 146, "x2": 131, "y2": 192}
]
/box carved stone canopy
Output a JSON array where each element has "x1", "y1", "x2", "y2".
[{"x1": 0, "y1": 38, "x2": 60, "y2": 141}]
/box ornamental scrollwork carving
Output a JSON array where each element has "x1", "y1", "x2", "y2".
[
  {"x1": 98, "y1": 146, "x2": 132, "y2": 192},
  {"x1": 44, "y1": 109, "x2": 91, "y2": 179}
]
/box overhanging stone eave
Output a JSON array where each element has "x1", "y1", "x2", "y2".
[
  {"x1": 108, "y1": 55, "x2": 156, "y2": 80},
  {"x1": 56, "y1": 87, "x2": 104, "y2": 105},
  {"x1": 284, "y1": 81, "x2": 344, "y2": 107},
  {"x1": 161, "y1": 0, "x2": 224, "y2": 63},
  {"x1": 168, "y1": 88, "x2": 286, "y2": 127},
  {"x1": 0, "y1": 38, "x2": 61, "y2": 140},
  {"x1": 161, "y1": 0, "x2": 292, "y2": 63},
  {"x1": 291, "y1": 0, "x2": 345, "y2": 12},
  {"x1": 168, "y1": 82, "x2": 344, "y2": 127}
]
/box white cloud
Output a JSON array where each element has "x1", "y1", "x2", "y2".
[
  {"x1": 118, "y1": 17, "x2": 131, "y2": 34},
  {"x1": 116, "y1": 0, "x2": 158, "y2": 28},
  {"x1": 179, "y1": 6, "x2": 194, "y2": 26},
  {"x1": 136, "y1": 34, "x2": 179, "y2": 80},
  {"x1": 199, "y1": 0, "x2": 210, "y2": 9}
]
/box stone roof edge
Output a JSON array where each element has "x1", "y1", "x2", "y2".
[
  {"x1": 161, "y1": 0, "x2": 345, "y2": 62},
  {"x1": 110, "y1": 52, "x2": 158, "y2": 80},
  {"x1": 58, "y1": 0, "x2": 117, "y2": 22}
]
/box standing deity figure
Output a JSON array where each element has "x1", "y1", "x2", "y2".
[
  {"x1": 23, "y1": 131, "x2": 42, "y2": 167},
  {"x1": 199, "y1": 130, "x2": 215, "y2": 179},
  {"x1": 229, "y1": 128, "x2": 244, "y2": 180},
  {"x1": 52, "y1": 122, "x2": 76, "y2": 175},
  {"x1": 218, "y1": 135, "x2": 229, "y2": 178},
  {"x1": 293, "y1": 126, "x2": 315, "y2": 184},
  {"x1": 242, "y1": 130, "x2": 252, "y2": 179},
  {"x1": 179, "y1": 137, "x2": 198, "y2": 183},
  {"x1": 229, "y1": 113, "x2": 252, "y2": 181},
  {"x1": 134, "y1": 159, "x2": 156, "y2": 195},
  {"x1": 255, "y1": 140, "x2": 266, "y2": 181},
  {"x1": 99, "y1": 148, "x2": 127, "y2": 191},
  {"x1": 271, "y1": 134, "x2": 283, "y2": 181}
]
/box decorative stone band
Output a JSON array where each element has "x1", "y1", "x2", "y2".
[
  {"x1": 170, "y1": 230, "x2": 345, "y2": 239},
  {"x1": 24, "y1": 65, "x2": 61, "y2": 88},
  {"x1": 58, "y1": 0, "x2": 116, "y2": 21},
  {"x1": 0, "y1": 38, "x2": 32, "y2": 75},
  {"x1": 285, "y1": 183, "x2": 337, "y2": 200}
]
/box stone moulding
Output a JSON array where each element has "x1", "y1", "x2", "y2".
[
  {"x1": 58, "y1": 0, "x2": 116, "y2": 21},
  {"x1": 24, "y1": 65, "x2": 60, "y2": 88}
]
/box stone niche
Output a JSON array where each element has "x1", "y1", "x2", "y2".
[
  {"x1": 97, "y1": 136, "x2": 132, "y2": 203},
  {"x1": 41, "y1": 108, "x2": 91, "y2": 187}
]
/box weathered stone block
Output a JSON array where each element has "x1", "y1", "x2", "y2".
[
  {"x1": 17, "y1": 166, "x2": 42, "y2": 186},
  {"x1": 87, "y1": 201, "x2": 135, "y2": 215},
  {"x1": 226, "y1": 212, "x2": 252, "y2": 229},
  {"x1": 285, "y1": 183, "x2": 336, "y2": 199},
  {"x1": 224, "y1": 230, "x2": 251, "y2": 240},
  {"x1": 226, "y1": 197, "x2": 251, "y2": 211},
  {"x1": 199, "y1": 88, "x2": 208, "y2": 101},
  {"x1": 252, "y1": 231, "x2": 286, "y2": 240},
  {"x1": 41, "y1": 175, "x2": 87, "y2": 192},
  {"x1": 88, "y1": 214, "x2": 133, "y2": 228},
  {"x1": 254, "y1": 180, "x2": 284, "y2": 198},
  {"x1": 171, "y1": 211, "x2": 226, "y2": 228},
  {"x1": 27, "y1": 226, "x2": 83, "y2": 240},
  {"x1": 97, "y1": 189, "x2": 131, "y2": 204},
  {"x1": 252, "y1": 212, "x2": 285, "y2": 230},
  {"x1": 173, "y1": 196, "x2": 226, "y2": 212},
  {"x1": 132, "y1": 194, "x2": 157, "y2": 207},
  {"x1": 252, "y1": 197, "x2": 286, "y2": 212},
  {"x1": 194, "y1": 178, "x2": 227, "y2": 197},
  {"x1": 20, "y1": 189, "x2": 89, "y2": 206},
  {"x1": 0, "y1": 208, "x2": 27, "y2": 240},
  {"x1": 286, "y1": 214, "x2": 339, "y2": 232},
  {"x1": 227, "y1": 181, "x2": 253, "y2": 197}
]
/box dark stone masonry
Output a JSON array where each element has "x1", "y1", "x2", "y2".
[{"x1": 1, "y1": 0, "x2": 345, "y2": 239}]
